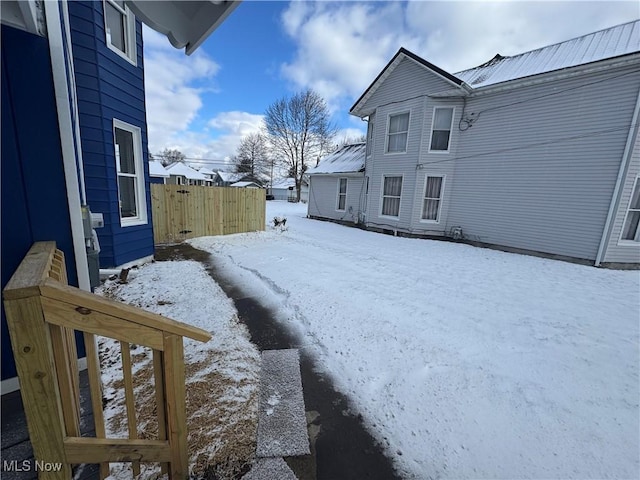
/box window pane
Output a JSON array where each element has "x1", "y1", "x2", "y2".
[
  {"x1": 339, "y1": 178, "x2": 347, "y2": 194},
  {"x1": 389, "y1": 113, "x2": 409, "y2": 134},
  {"x1": 384, "y1": 176, "x2": 402, "y2": 196},
  {"x1": 382, "y1": 197, "x2": 400, "y2": 216},
  {"x1": 105, "y1": 2, "x2": 126, "y2": 52},
  {"x1": 425, "y1": 176, "x2": 442, "y2": 199},
  {"x1": 388, "y1": 133, "x2": 407, "y2": 152},
  {"x1": 430, "y1": 130, "x2": 451, "y2": 151},
  {"x1": 422, "y1": 199, "x2": 440, "y2": 220},
  {"x1": 338, "y1": 195, "x2": 346, "y2": 210},
  {"x1": 622, "y1": 211, "x2": 640, "y2": 240},
  {"x1": 118, "y1": 176, "x2": 137, "y2": 218},
  {"x1": 434, "y1": 108, "x2": 453, "y2": 130},
  {"x1": 115, "y1": 127, "x2": 135, "y2": 174},
  {"x1": 629, "y1": 181, "x2": 640, "y2": 210}
]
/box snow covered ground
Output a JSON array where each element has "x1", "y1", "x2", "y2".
[
  {"x1": 190, "y1": 201, "x2": 640, "y2": 480},
  {"x1": 96, "y1": 260, "x2": 260, "y2": 479}
]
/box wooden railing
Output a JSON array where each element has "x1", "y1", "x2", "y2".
[{"x1": 3, "y1": 242, "x2": 211, "y2": 479}]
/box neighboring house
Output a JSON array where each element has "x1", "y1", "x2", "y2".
[
  {"x1": 213, "y1": 170, "x2": 244, "y2": 186},
  {"x1": 344, "y1": 21, "x2": 640, "y2": 267},
  {"x1": 307, "y1": 143, "x2": 366, "y2": 221},
  {"x1": 197, "y1": 165, "x2": 216, "y2": 186},
  {"x1": 271, "y1": 177, "x2": 310, "y2": 202},
  {"x1": 213, "y1": 170, "x2": 265, "y2": 187},
  {"x1": 166, "y1": 162, "x2": 208, "y2": 185},
  {"x1": 149, "y1": 160, "x2": 170, "y2": 184},
  {"x1": 230, "y1": 181, "x2": 262, "y2": 188},
  {"x1": 1, "y1": 0, "x2": 238, "y2": 390}
]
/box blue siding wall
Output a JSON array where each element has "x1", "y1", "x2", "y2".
[
  {"x1": 69, "y1": 1, "x2": 154, "y2": 268},
  {"x1": 1, "y1": 26, "x2": 81, "y2": 380}
]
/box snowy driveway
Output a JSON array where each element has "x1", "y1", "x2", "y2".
[{"x1": 191, "y1": 202, "x2": 639, "y2": 480}]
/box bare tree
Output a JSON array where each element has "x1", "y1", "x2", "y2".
[
  {"x1": 233, "y1": 132, "x2": 270, "y2": 178},
  {"x1": 156, "y1": 148, "x2": 185, "y2": 166},
  {"x1": 264, "y1": 89, "x2": 336, "y2": 202}
]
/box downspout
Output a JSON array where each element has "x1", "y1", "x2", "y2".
[
  {"x1": 43, "y1": 0, "x2": 90, "y2": 290},
  {"x1": 595, "y1": 84, "x2": 640, "y2": 266}
]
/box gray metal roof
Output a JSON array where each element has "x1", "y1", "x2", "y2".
[
  {"x1": 455, "y1": 20, "x2": 640, "y2": 88},
  {"x1": 307, "y1": 143, "x2": 366, "y2": 175}
]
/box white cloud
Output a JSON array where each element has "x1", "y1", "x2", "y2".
[
  {"x1": 279, "y1": 1, "x2": 639, "y2": 110},
  {"x1": 143, "y1": 26, "x2": 219, "y2": 154}
]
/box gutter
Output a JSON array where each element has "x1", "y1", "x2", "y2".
[{"x1": 595, "y1": 83, "x2": 640, "y2": 266}]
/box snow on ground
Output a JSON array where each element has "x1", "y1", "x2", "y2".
[
  {"x1": 96, "y1": 260, "x2": 260, "y2": 479},
  {"x1": 190, "y1": 201, "x2": 640, "y2": 480}
]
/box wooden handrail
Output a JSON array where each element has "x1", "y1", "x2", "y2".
[{"x1": 3, "y1": 242, "x2": 210, "y2": 479}]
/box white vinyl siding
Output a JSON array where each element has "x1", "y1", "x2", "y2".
[
  {"x1": 620, "y1": 177, "x2": 640, "y2": 242},
  {"x1": 381, "y1": 175, "x2": 402, "y2": 217},
  {"x1": 336, "y1": 178, "x2": 347, "y2": 211},
  {"x1": 104, "y1": 0, "x2": 136, "y2": 64},
  {"x1": 429, "y1": 107, "x2": 454, "y2": 152},
  {"x1": 114, "y1": 119, "x2": 146, "y2": 226},
  {"x1": 386, "y1": 112, "x2": 409, "y2": 153},
  {"x1": 421, "y1": 176, "x2": 445, "y2": 222}
]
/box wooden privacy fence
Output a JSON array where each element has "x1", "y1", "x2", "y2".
[
  {"x1": 151, "y1": 184, "x2": 266, "y2": 244},
  {"x1": 3, "y1": 242, "x2": 211, "y2": 479}
]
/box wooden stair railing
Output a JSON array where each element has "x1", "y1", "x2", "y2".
[{"x1": 3, "y1": 242, "x2": 211, "y2": 479}]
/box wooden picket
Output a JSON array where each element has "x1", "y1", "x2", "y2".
[{"x1": 151, "y1": 184, "x2": 266, "y2": 244}]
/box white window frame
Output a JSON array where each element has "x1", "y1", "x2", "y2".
[
  {"x1": 420, "y1": 175, "x2": 446, "y2": 224},
  {"x1": 619, "y1": 176, "x2": 640, "y2": 244},
  {"x1": 379, "y1": 174, "x2": 403, "y2": 219},
  {"x1": 428, "y1": 107, "x2": 455, "y2": 153},
  {"x1": 385, "y1": 111, "x2": 410, "y2": 154},
  {"x1": 103, "y1": 0, "x2": 137, "y2": 65},
  {"x1": 336, "y1": 177, "x2": 347, "y2": 212},
  {"x1": 113, "y1": 119, "x2": 147, "y2": 227}
]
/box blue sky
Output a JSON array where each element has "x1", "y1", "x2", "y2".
[{"x1": 142, "y1": 1, "x2": 639, "y2": 168}]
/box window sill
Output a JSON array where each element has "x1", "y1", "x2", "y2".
[
  {"x1": 120, "y1": 217, "x2": 148, "y2": 227},
  {"x1": 379, "y1": 214, "x2": 400, "y2": 220},
  {"x1": 106, "y1": 43, "x2": 137, "y2": 66},
  {"x1": 420, "y1": 219, "x2": 440, "y2": 224},
  {"x1": 617, "y1": 240, "x2": 640, "y2": 247},
  {"x1": 427, "y1": 150, "x2": 451, "y2": 154}
]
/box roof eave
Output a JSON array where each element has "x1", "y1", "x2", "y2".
[
  {"x1": 350, "y1": 47, "x2": 464, "y2": 117},
  {"x1": 126, "y1": 0, "x2": 241, "y2": 56}
]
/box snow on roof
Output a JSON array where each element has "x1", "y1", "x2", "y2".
[
  {"x1": 455, "y1": 20, "x2": 640, "y2": 88},
  {"x1": 230, "y1": 181, "x2": 261, "y2": 188},
  {"x1": 165, "y1": 162, "x2": 207, "y2": 180},
  {"x1": 198, "y1": 166, "x2": 215, "y2": 176},
  {"x1": 217, "y1": 171, "x2": 245, "y2": 182},
  {"x1": 149, "y1": 160, "x2": 169, "y2": 177},
  {"x1": 307, "y1": 143, "x2": 366, "y2": 175}
]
